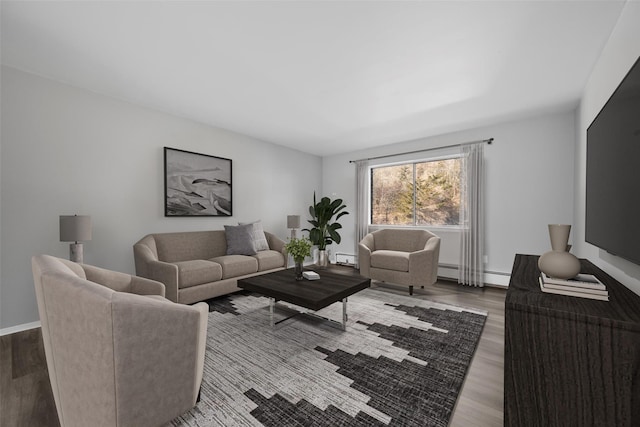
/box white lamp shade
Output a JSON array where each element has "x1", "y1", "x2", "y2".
[
  {"x1": 60, "y1": 215, "x2": 92, "y2": 242},
  {"x1": 287, "y1": 215, "x2": 301, "y2": 229}
]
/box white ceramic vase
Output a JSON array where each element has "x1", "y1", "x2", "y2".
[{"x1": 538, "y1": 224, "x2": 581, "y2": 280}]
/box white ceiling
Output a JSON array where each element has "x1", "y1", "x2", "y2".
[{"x1": 1, "y1": 1, "x2": 627, "y2": 156}]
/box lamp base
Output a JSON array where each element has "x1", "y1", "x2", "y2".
[
  {"x1": 290, "y1": 229, "x2": 297, "y2": 240},
  {"x1": 70, "y1": 243, "x2": 84, "y2": 263}
]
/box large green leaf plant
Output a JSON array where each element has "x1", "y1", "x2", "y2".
[{"x1": 304, "y1": 193, "x2": 349, "y2": 250}]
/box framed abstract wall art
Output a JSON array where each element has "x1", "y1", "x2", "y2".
[{"x1": 164, "y1": 147, "x2": 232, "y2": 216}]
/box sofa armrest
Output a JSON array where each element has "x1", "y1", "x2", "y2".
[
  {"x1": 422, "y1": 235, "x2": 441, "y2": 252},
  {"x1": 111, "y1": 294, "x2": 207, "y2": 424},
  {"x1": 409, "y1": 236, "x2": 441, "y2": 285},
  {"x1": 133, "y1": 236, "x2": 179, "y2": 301},
  {"x1": 131, "y1": 276, "x2": 166, "y2": 297},
  {"x1": 133, "y1": 238, "x2": 158, "y2": 276},
  {"x1": 358, "y1": 243, "x2": 372, "y2": 277},
  {"x1": 265, "y1": 231, "x2": 285, "y2": 253},
  {"x1": 265, "y1": 231, "x2": 287, "y2": 266},
  {"x1": 192, "y1": 302, "x2": 208, "y2": 400},
  {"x1": 146, "y1": 260, "x2": 179, "y2": 303},
  {"x1": 360, "y1": 233, "x2": 375, "y2": 251},
  {"x1": 82, "y1": 264, "x2": 165, "y2": 297}
]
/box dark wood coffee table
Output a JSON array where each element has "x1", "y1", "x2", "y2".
[{"x1": 237, "y1": 268, "x2": 370, "y2": 330}]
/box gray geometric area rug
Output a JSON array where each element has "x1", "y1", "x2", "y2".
[{"x1": 168, "y1": 288, "x2": 487, "y2": 427}]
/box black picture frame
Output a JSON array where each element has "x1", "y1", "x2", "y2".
[{"x1": 164, "y1": 147, "x2": 232, "y2": 217}]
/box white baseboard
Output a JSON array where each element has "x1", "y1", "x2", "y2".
[
  {"x1": 438, "y1": 265, "x2": 459, "y2": 280},
  {"x1": 484, "y1": 272, "x2": 510, "y2": 287},
  {"x1": 0, "y1": 321, "x2": 41, "y2": 336},
  {"x1": 438, "y1": 265, "x2": 510, "y2": 287}
]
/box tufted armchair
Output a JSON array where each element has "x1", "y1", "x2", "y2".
[
  {"x1": 31, "y1": 255, "x2": 208, "y2": 427},
  {"x1": 358, "y1": 229, "x2": 441, "y2": 295}
]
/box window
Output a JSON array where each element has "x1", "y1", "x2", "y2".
[{"x1": 371, "y1": 157, "x2": 461, "y2": 226}]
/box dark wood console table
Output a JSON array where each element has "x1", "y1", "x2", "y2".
[{"x1": 505, "y1": 254, "x2": 640, "y2": 427}]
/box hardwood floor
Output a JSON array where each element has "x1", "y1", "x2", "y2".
[
  {"x1": 0, "y1": 327, "x2": 60, "y2": 427},
  {"x1": 0, "y1": 274, "x2": 506, "y2": 427}
]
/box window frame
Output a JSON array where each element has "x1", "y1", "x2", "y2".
[{"x1": 368, "y1": 153, "x2": 463, "y2": 229}]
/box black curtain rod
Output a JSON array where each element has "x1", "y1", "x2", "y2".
[{"x1": 349, "y1": 137, "x2": 493, "y2": 163}]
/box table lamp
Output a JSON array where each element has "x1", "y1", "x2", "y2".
[
  {"x1": 60, "y1": 215, "x2": 92, "y2": 263},
  {"x1": 287, "y1": 215, "x2": 300, "y2": 240}
]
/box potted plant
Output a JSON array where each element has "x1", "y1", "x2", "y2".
[
  {"x1": 304, "y1": 192, "x2": 349, "y2": 267},
  {"x1": 284, "y1": 237, "x2": 312, "y2": 280}
]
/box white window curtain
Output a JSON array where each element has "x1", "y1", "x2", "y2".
[
  {"x1": 459, "y1": 143, "x2": 485, "y2": 287},
  {"x1": 354, "y1": 160, "x2": 369, "y2": 268}
]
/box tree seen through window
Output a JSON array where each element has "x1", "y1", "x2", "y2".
[{"x1": 371, "y1": 158, "x2": 461, "y2": 226}]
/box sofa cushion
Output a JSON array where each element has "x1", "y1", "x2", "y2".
[
  {"x1": 224, "y1": 224, "x2": 257, "y2": 255},
  {"x1": 174, "y1": 260, "x2": 223, "y2": 288},
  {"x1": 252, "y1": 250, "x2": 286, "y2": 271},
  {"x1": 239, "y1": 220, "x2": 270, "y2": 252},
  {"x1": 371, "y1": 250, "x2": 410, "y2": 272},
  {"x1": 210, "y1": 255, "x2": 258, "y2": 279}
]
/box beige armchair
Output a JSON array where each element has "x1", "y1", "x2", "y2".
[
  {"x1": 32, "y1": 255, "x2": 208, "y2": 427},
  {"x1": 358, "y1": 229, "x2": 441, "y2": 295}
]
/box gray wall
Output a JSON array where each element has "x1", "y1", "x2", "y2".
[
  {"x1": 322, "y1": 111, "x2": 577, "y2": 285},
  {"x1": 0, "y1": 66, "x2": 322, "y2": 331},
  {"x1": 574, "y1": 1, "x2": 640, "y2": 295}
]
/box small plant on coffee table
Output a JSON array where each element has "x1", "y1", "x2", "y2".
[{"x1": 284, "y1": 237, "x2": 312, "y2": 280}]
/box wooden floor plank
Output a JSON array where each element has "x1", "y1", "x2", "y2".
[{"x1": 0, "y1": 329, "x2": 60, "y2": 427}]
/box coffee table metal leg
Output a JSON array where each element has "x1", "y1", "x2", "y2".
[
  {"x1": 270, "y1": 297, "x2": 275, "y2": 327},
  {"x1": 342, "y1": 298, "x2": 347, "y2": 330},
  {"x1": 268, "y1": 298, "x2": 349, "y2": 330}
]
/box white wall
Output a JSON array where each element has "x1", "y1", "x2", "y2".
[
  {"x1": 0, "y1": 66, "x2": 322, "y2": 331},
  {"x1": 575, "y1": 1, "x2": 640, "y2": 295},
  {"x1": 322, "y1": 111, "x2": 577, "y2": 285},
  {"x1": 5, "y1": 0, "x2": 639, "y2": 331}
]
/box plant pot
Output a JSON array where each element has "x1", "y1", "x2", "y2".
[
  {"x1": 294, "y1": 261, "x2": 304, "y2": 281},
  {"x1": 317, "y1": 250, "x2": 328, "y2": 268}
]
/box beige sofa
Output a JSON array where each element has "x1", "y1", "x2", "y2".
[
  {"x1": 358, "y1": 228, "x2": 441, "y2": 295},
  {"x1": 32, "y1": 254, "x2": 208, "y2": 427},
  {"x1": 134, "y1": 228, "x2": 286, "y2": 304}
]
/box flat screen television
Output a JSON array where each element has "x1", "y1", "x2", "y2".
[{"x1": 586, "y1": 55, "x2": 640, "y2": 265}]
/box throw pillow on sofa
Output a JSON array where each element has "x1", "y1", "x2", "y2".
[
  {"x1": 224, "y1": 224, "x2": 257, "y2": 255},
  {"x1": 239, "y1": 220, "x2": 269, "y2": 252}
]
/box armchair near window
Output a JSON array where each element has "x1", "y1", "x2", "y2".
[
  {"x1": 31, "y1": 255, "x2": 208, "y2": 427},
  {"x1": 358, "y1": 229, "x2": 441, "y2": 295}
]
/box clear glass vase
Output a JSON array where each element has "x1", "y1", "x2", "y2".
[
  {"x1": 294, "y1": 261, "x2": 304, "y2": 281},
  {"x1": 318, "y1": 250, "x2": 328, "y2": 268}
]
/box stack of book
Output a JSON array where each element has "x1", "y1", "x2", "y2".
[{"x1": 538, "y1": 272, "x2": 609, "y2": 301}]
